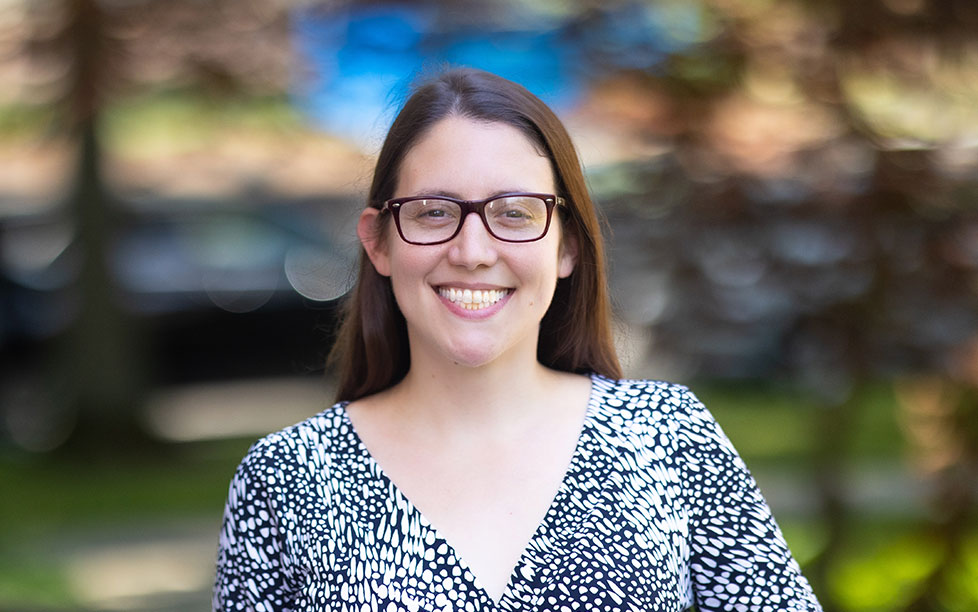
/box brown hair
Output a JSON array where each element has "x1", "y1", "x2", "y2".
[{"x1": 328, "y1": 67, "x2": 621, "y2": 401}]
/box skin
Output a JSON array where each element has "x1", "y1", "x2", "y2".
[{"x1": 350, "y1": 116, "x2": 593, "y2": 601}]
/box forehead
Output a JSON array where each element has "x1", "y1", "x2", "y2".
[{"x1": 395, "y1": 116, "x2": 555, "y2": 198}]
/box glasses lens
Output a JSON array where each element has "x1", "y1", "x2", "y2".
[
  {"x1": 397, "y1": 198, "x2": 461, "y2": 243},
  {"x1": 486, "y1": 195, "x2": 549, "y2": 241}
]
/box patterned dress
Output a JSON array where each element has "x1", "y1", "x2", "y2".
[{"x1": 213, "y1": 375, "x2": 822, "y2": 611}]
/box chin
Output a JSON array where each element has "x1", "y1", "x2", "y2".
[
  {"x1": 443, "y1": 341, "x2": 506, "y2": 369},
  {"x1": 446, "y1": 350, "x2": 498, "y2": 369}
]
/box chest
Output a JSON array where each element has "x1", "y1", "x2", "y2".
[
  {"x1": 276, "y1": 428, "x2": 694, "y2": 610},
  {"x1": 370, "y1": 432, "x2": 583, "y2": 599},
  {"x1": 285, "y1": 486, "x2": 691, "y2": 611}
]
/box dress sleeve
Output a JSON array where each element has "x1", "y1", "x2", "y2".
[
  {"x1": 213, "y1": 442, "x2": 295, "y2": 612},
  {"x1": 676, "y1": 388, "x2": 822, "y2": 612}
]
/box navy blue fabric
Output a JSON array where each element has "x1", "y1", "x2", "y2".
[{"x1": 214, "y1": 375, "x2": 821, "y2": 611}]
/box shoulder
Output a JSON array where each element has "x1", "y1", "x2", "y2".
[
  {"x1": 589, "y1": 374, "x2": 730, "y2": 450},
  {"x1": 234, "y1": 402, "x2": 356, "y2": 479},
  {"x1": 589, "y1": 373, "x2": 706, "y2": 423},
  {"x1": 589, "y1": 375, "x2": 750, "y2": 487}
]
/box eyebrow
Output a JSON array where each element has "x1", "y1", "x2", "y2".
[{"x1": 408, "y1": 189, "x2": 536, "y2": 200}]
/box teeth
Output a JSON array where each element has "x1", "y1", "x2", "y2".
[{"x1": 438, "y1": 287, "x2": 510, "y2": 310}]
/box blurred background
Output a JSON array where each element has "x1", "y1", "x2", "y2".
[{"x1": 1, "y1": 0, "x2": 977, "y2": 610}]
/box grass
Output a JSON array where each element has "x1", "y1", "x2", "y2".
[
  {"x1": 1, "y1": 379, "x2": 973, "y2": 611},
  {"x1": 0, "y1": 437, "x2": 252, "y2": 536},
  {"x1": 694, "y1": 379, "x2": 905, "y2": 466},
  {"x1": 825, "y1": 524, "x2": 978, "y2": 612},
  {"x1": 0, "y1": 557, "x2": 76, "y2": 611},
  {"x1": 0, "y1": 437, "x2": 254, "y2": 611}
]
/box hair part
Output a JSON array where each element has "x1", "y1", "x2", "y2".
[{"x1": 328, "y1": 67, "x2": 621, "y2": 401}]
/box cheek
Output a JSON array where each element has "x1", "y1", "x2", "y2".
[
  {"x1": 387, "y1": 246, "x2": 439, "y2": 289},
  {"x1": 511, "y1": 244, "x2": 563, "y2": 285}
]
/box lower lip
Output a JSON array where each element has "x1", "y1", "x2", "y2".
[{"x1": 435, "y1": 289, "x2": 512, "y2": 319}]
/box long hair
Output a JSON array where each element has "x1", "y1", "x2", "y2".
[{"x1": 328, "y1": 68, "x2": 621, "y2": 401}]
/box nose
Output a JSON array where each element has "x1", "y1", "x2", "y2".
[{"x1": 446, "y1": 211, "x2": 498, "y2": 270}]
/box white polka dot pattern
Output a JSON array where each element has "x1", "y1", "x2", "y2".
[{"x1": 213, "y1": 375, "x2": 822, "y2": 611}]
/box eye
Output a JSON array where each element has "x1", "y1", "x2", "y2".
[
  {"x1": 489, "y1": 196, "x2": 543, "y2": 226},
  {"x1": 402, "y1": 199, "x2": 460, "y2": 225}
]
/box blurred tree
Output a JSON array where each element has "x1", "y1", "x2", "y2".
[
  {"x1": 15, "y1": 0, "x2": 293, "y2": 452},
  {"x1": 1, "y1": 0, "x2": 976, "y2": 606},
  {"x1": 41, "y1": 0, "x2": 149, "y2": 452},
  {"x1": 573, "y1": 1, "x2": 978, "y2": 609}
]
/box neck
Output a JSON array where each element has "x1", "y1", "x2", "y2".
[{"x1": 392, "y1": 353, "x2": 560, "y2": 441}]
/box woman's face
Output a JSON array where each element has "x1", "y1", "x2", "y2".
[{"x1": 360, "y1": 115, "x2": 576, "y2": 370}]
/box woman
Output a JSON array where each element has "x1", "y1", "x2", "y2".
[{"x1": 214, "y1": 68, "x2": 821, "y2": 611}]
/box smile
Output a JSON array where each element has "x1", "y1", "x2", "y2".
[{"x1": 437, "y1": 287, "x2": 511, "y2": 310}]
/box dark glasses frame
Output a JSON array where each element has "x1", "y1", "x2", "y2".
[{"x1": 382, "y1": 192, "x2": 566, "y2": 245}]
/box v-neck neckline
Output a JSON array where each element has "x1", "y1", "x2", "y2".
[{"x1": 338, "y1": 373, "x2": 608, "y2": 609}]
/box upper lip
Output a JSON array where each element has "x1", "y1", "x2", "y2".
[{"x1": 433, "y1": 282, "x2": 512, "y2": 291}]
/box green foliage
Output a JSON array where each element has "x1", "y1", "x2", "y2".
[
  {"x1": 0, "y1": 438, "x2": 252, "y2": 533},
  {"x1": 0, "y1": 104, "x2": 57, "y2": 140},
  {"x1": 846, "y1": 383, "x2": 905, "y2": 460},
  {"x1": 824, "y1": 526, "x2": 978, "y2": 611},
  {"x1": 694, "y1": 380, "x2": 905, "y2": 466},
  {"x1": 780, "y1": 518, "x2": 828, "y2": 567},
  {"x1": 829, "y1": 529, "x2": 943, "y2": 611},
  {"x1": 693, "y1": 380, "x2": 819, "y2": 465},
  {"x1": 940, "y1": 532, "x2": 978, "y2": 612},
  {"x1": 100, "y1": 90, "x2": 306, "y2": 157},
  {"x1": 0, "y1": 557, "x2": 75, "y2": 611}
]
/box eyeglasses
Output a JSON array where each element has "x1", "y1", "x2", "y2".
[{"x1": 382, "y1": 193, "x2": 565, "y2": 245}]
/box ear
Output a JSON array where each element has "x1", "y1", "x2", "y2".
[
  {"x1": 557, "y1": 230, "x2": 578, "y2": 279},
  {"x1": 358, "y1": 207, "x2": 391, "y2": 277}
]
